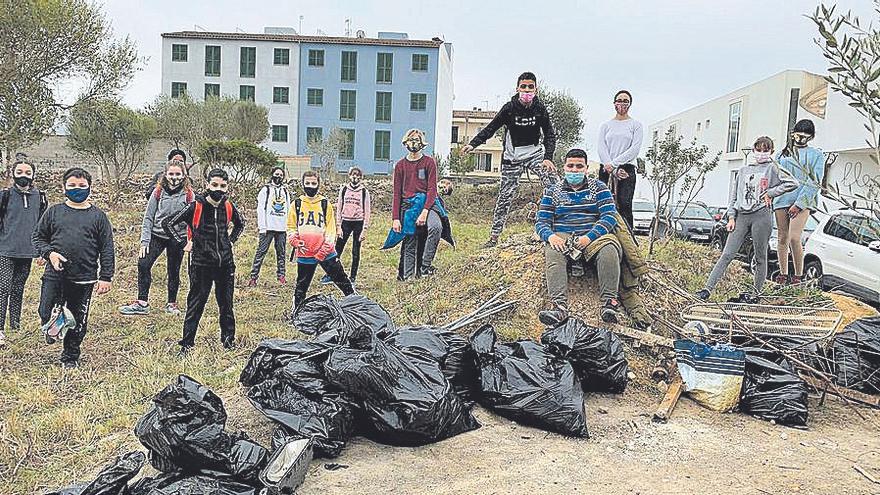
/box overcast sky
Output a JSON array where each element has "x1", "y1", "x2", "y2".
[{"x1": 103, "y1": 0, "x2": 871, "y2": 154}]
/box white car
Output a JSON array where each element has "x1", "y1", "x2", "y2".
[
  {"x1": 803, "y1": 209, "x2": 880, "y2": 305},
  {"x1": 631, "y1": 199, "x2": 655, "y2": 236}
]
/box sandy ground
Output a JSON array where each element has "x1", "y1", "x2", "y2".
[{"x1": 225, "y1": 381, "x2": 880, "y2": 495}]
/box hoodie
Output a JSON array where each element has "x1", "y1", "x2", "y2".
[
  {"x1": 287, "y1": 194, "x2": 337, "y2": 264},
  {"x1": 257, "y1": 183, "x2": 292, "y2": 233},
  {"x1": 141, "y1": 185, "x2": 194, "y2": 246},
  {"x1": 468, "y1": 94, "x2": 556, "y2": 162},
  {"x1": 162, "y1": 195, "x2": 245, "y2": 267}
]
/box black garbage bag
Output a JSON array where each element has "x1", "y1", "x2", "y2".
[
  {"x1": 129, "y1": 474, "x2": 258, "y2": 495},
  {"x1": 540, "y1": 317, "x2": 629, "y2": 393},
  {"x1": 239, "y1": 339, "x2": 332, "y2": 387},
  {"x1": 830, "y1": 316, "x2": 880, "y2": 393},
  {"x1": 763, "y1": 335, "x2": 830, "y2": 375},
  {"x1": 740, "y1": 348, "x2": 808, "y2": 426},
  {"x1": 325, "y1": 336, "x2": 480, "y2": 446},
  {"x1": 384, "y1": 326, "x2": 478, "y2": 401},
  {"x1": 471, "y1": 325, "x2": 589, "y2": 438},
  {"x1": 291, "y1": 294, "x2": 395, "y2": 345},
  {"x1": 134, "y1": 375, "x2": 268, "y2": 483},
  {"x1": 45, "y1": 451, "x2": 146, "y2": 495}
]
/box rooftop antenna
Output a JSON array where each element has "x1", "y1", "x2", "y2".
[
  {"x1": 344, "y1": 18, "x2": 352, "y2": 37},
  {"x1": 316, "y1": 28, "x2": 326, "y2": 36},
  {"x1": 299, "y1": 15, "x2": 304, "y2": 34}
]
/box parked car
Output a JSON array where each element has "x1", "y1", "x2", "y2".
[
  {"x1": 631, "y1": 199, "x2": 655, "y2": 236},
  {"x1": 709, "y1": 212, "x2": 820, "y2": 276},
  {"x1": 655, "y1": 203, "x2": 716, "y2": 243},
  {"x1": 803, "y1": 210, "x2": 880, "y2": 305},
  {"x1": 705, "y1": 205, "x2": 728, "y2": 222}
]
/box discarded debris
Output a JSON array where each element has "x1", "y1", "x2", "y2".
[
  {"x1": 740, "y1": 348, "x2": 809, "y2": 427},
  {"x1": 540, "y1": 317, "x2": 629, "y2": 393},
  {"x1": 675, "y1": 339, "x2": 745, "y2": 412}
]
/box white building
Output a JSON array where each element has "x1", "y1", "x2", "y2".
[{"x1": 646, "y1": 69, "x2": 879, "y2": 209}]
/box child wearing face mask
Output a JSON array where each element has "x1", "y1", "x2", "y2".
[
  {"x1": 32, "y1": 167, "x2": 115, "y2": 368},
  {"x1": 773, "y1": 119, "x2": 824, "y2": 285},
  {"x1": 0, "y1": 158, "x2": 47, "y2": 346},
  {"x1": 162, "y1": 168, "x2": 245, "y2": 354},
  {"x1": 320, "y1": 166, "x2": 371, "y2": 287},
  {"x1": 119, "y1": 160, "x2": 194, "y2": 316},
  {"x1": 288, "y1": 171, "x2": 354, "y2": 314},
  {"x1": 248, "y1": 165, "x2": 292, "y2": 287},
  {"x1": 696, "y1": 136, "x2": 799, "y2": 302}
]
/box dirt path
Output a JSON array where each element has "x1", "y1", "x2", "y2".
[{"x1": 230, "y1": 389, "x2": 880, "y2": 495}]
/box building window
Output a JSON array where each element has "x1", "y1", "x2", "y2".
[
  {"x1": 375, "y1": 92, "x2": 392, "y2": 122},
  {"x1": 272, "y1": 125, "x2": 288, "y2": 142},
  {"x1": 340, "y1": 90, "x2": 357, "y2": 120},
  {"x1": 273, "y1": 48, "x2": 290, "y2": 65},
  {"x1": 171, "y1": 44, "x2": 188, "y2": 62},
  {"x1": 273, "y1": 86, "x2": 290, "y2": 104},
  {"x1": 705, "y1": 119, "x2": 711, "y2": 129},
  {"x1": 451, "y1": 125, "x2": 459, "y2": 144},
  {"x1": 412, "y1": 53, "x2": 429, "y2": 72},
  {"x1": 171, "y1": 82, "x2": 187, "y2": 98},
  {"x1": 339, "y1": 129, "x2": 355, "y2": 159},
  {"x1": 410, "y1": 93, "x2": 427, "y2": 111},
  {"x1": 205, "y1": 45, "x2": 221, "y2": 76},
  {"x1": 239, "y1": 85, "x2": 255, "y2": 101},
  {"x1": 341, "y1": 51, "x2": 357, "y2": 82},
  {"x1": 307, "y1": 88, "x2": 323, "y2": 106},
  {"x1": 374, "y1": 130, "x2": 391, "y2": 161},
  {"x1": 306, "y1": 127, "x2": 323, "y2": 145},
  {"x1": 204, "y1": 83, "x2": 220, "y2": 99},
  {"x1": 240, "y1": 47, "x2": 256, "y2": 77},
  {"x1": 376, "y1": 52, "x2": 393, "y2": 83},
  {"x1": 308, "y1": 49, "x2": 324, "y2": 67},
  {"x1": 696, "y1": 122, "x2": 702, "y2": 132},
  {"x1": 727, "y1": 101, "x2": 742, "y2": 153},
  {"x1": 476, "y1": 153, "x2": 493, "y2": 172}
]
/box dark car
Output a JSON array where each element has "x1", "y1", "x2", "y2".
[
  {"x1": 655, "y1": 203, "x2": 716, "y2": 243},
  {"x1": 710, "y1": 211, "x2": 821, "y2": 276}
]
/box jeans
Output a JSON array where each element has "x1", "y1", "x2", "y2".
[
  {"x1": 250, "y1": 231, "x2": 287, "y2": 279},
  {"x1": 599, "y1": 164, "x2": 637, "y2": 231},
  {"x1": 38, "y1": 277, "x2": 95, "y2": 362},
  {"x1": 138, "y1": 235, "x2": 186, "y2": 303},
  {"x1": 401, "y1": 210, "x2": 442, "y2": 280}
]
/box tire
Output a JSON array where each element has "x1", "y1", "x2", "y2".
[
  {"x1": 804, "y1": 259, "x2": 823, "y2": 282},
  {"x1": 711, "y1": 235, "x2": 723, "y2": 251}
]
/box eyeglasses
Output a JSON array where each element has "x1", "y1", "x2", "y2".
[
  {"x1": 518, "y1": 83, "x2": 536, "y2": 90},
  {"x1": 614, "y1": 99, "x2": 631, "y2": 104}
]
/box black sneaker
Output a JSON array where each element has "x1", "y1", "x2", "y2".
[
  {"x1": 538, "y1": 306, "x2": 569, "y2": 326},
  {"x1": 695, "y1": 289, "x2": 711, "y2": 301},
  {"x1": 178, "y1": 345, "x2": 193, "y2": 357},
  {"x1": 222, "y1": 338, "x2": 236, "y2": 350},
  {"x1": 729, "y1": 292, "x2": 759, "y2": 304},
  {"x1": 600, "y1": 299, "x2": 621, "y2": 323},
  {"x1": 45, "y1": 333, "x2": 56, "y2": 345},
  {"x1": 482, "y1": 236, "x2": 499, "y2": 249}
]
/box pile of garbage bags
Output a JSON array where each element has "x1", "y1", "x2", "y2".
[{"x1": 830, "y1": 316, "x2": 880, "y2": 394}]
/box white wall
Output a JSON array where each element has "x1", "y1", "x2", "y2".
[
  {"x1": 160, "y1": 36, "x2": 300, "y2": 156},
  {"x1": 433, "y1": 43, "x2": 455, "y2": 162}
]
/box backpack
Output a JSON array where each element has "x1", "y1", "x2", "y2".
[
  {"x1": 154, "y1": 185, "x2": 195, "y2": 203},
  {"x1": 260, "y1": 184, "x2": 291, "y2": 212},
  {"x1": 293, "y1": 197, "x2": 328, "y2": 232},
  {"x1": 341, "y1": 185, "x2": 367, "y2": 210},
  {"x1": 190, "y1": 200, "x2": 233, "y2": 240},
  {"x1": 0, "y1": 187, "x2": 48, "y2": 231}
]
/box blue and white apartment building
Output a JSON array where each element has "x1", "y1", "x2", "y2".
[{"x1": 160, "y1": 28, "x2": 454, "y2": 174}]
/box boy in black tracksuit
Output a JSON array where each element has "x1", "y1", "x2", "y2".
[
  {"x1": 162, "y1": 168, "x2": 244, "y2": 354},
  {"x1": 33, "y1": 168, "x2": 115, "y2": 368}
]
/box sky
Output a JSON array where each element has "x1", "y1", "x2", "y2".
[{"x1": 102, "y1": 0, "x2": 872, "y2": 154}]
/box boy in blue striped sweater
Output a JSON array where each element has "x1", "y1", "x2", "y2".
[{"x1": 536, "y1": 149, "x2": 622, "y2": 324}]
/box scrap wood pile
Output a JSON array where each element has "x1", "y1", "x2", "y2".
[{"x1": 44, "y1": 291, "x2": 631, "y2": 494}]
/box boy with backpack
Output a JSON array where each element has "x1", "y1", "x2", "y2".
[
  {"x1": 32, "y1": 167, "x2": 115, "y2": 368},
  {"x1": 320, "y1": 166, "x2": 371, "y2": 287},
  {"x1": 289, "y1": 170, "x2": 354, "y2": 314},
  {"x1": 0, "y1": 158, "x2": 48, "y2": 346},
  {"x1": 248, "y1": 165, "x2": 292, "y2": 287},
  {"x1": 162, "y1": 168, "x2": 245, "y2": 355}
]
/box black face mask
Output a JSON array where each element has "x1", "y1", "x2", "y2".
[
  {"x1": 405, "y1": 143, "x2": 423, "y2": 153},
  {"x1": 207, "y1": 189, "x2": 227, "y2": 202},
  {"x1": 13, "y1": 176, "x2": 33, "y2": 188},
  {"x1": 349, "y1": 176, "x2": 361, "y2": 186},
  {"x1": 271, "y1": 176, "x2": 284, "y2": 185},
  {"x1": 303, "y1": 186, "x2": 319, "y2": 197}
]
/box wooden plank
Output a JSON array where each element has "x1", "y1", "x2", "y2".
[
  {"x1": 654, "y1": 374, "x2": 683, "y2": 422},
  {"x1": 611, "y1": 325, "x2": 674, "y2": 348},
  {"x1": 800, "y1": 374, "x2": 880, "y2": 408}
]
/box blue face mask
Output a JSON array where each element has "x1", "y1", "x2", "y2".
[
  {"x1": 565, "y1": 172, "x2": 585, "y2": 185},
  {"x1": 65, "y1": 187, "x2": 90, "y2": 203}
]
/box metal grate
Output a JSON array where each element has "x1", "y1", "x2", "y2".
[{"x1": 681, "y1": 303, "x2": 842, "y2": 340}]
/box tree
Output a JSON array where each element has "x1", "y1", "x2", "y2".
[
  {"x1": 810, "y1": 3, "x2": 880, "y2": 221},
  {"x1": 0, "y1": 0, "x2": 138, "y2": 167},
  {"x1": 542, "y1": 87, "x2": 585, "y2": 163},
  {"x1": 307, "y1": 127, "x2": 348, "y2": 184},
  {"x1": 67, "y1": 99, "x2": 156, "y2": 198},
  {"x1": 148, "y1": 95, "x2": 270, "y2": 179},
  {"x1": 642, "y1": 127, "x2": 720, "y2": 254},
  {"x1": 445, "y1": 145, "x2": 475, "y2": 180},
  {"x1": 197, "y1": 139, "x2": 278, "y2": 187}
]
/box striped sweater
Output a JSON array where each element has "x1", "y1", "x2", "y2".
[{"x1": 535, "y1": 179, "x2": 618, "y2": 242}]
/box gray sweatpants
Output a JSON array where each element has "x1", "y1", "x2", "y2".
[
  {"x1": 402, "y1": 209, "x2": 442, "y2": 279},
  {"x1": 491, "y1": 155, "x2": 558, "y2": 236},
  {"x1": 705, "y1": 209, "x2": 772, "y2": 293},
  {"x1": 545, "y1": 237, "x2": 621, "y2": 307}
]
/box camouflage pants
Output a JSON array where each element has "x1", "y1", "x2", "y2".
[{"x1": 490, "y1": 156, "x2": 558, "y2": 236}]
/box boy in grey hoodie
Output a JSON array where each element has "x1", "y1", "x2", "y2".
[
  {"x1": 697, "y1": 136, "x2": 798, "y2": 301},
  {"x1": 120, "y1": 160, "x2": 194, "y2": 316}
]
